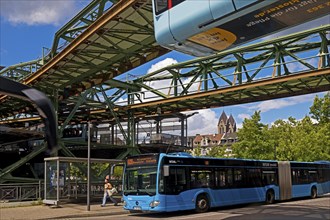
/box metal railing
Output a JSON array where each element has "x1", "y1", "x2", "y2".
[
  {"x1": 0, "y1": 182, "x2": 42, "y2": 202},
  {"x1": 0, "y1": 180, "x2": 122, "y2": 203}
]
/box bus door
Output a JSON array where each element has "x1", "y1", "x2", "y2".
[
  {"x1": 164, "y1": 166, "x2": 191, "y2": 211},
  {"x1": 278, "y1": 161, "x2": 292, "y2": 200}
]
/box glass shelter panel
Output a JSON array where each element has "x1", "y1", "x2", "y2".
[{"x1": 44, "y1": 157, "x2": 123, "y2": 205}]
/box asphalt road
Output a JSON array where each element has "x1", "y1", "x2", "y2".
[
  {"x1": 90, "y1": 195, "x2": 330, "y2": 220},
  {"x1": 1, "y1": 195, "x2": 329, "y2": 220}
]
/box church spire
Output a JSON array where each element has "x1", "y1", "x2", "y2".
[
  {"x1": 227, "y1": 114, "x2": 237, "y2": 133},
  {"x1": 218, "y1": 111, "x2": 228, "y2": 134},
  {"x1": 218, "y1": 111, "x2": 227, "y2": 126}
]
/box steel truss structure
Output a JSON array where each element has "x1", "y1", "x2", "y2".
[{"x1": 0, "y1": 0, "x2": 329, "y2": 183}]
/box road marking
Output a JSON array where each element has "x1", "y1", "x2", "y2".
[{"x1": 165, "y1": 212, "x2": 242, "y2": 220}]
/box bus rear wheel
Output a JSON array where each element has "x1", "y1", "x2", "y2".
[
  {"x1": 311, "y1": 187, "x2": 317, "y2": 199},
  {"x1": 195, "y1": 194, "x2": 209, "y2": 213},
  {"x1": 265, "y1": 190, "x2": 275, "y2": 204}
]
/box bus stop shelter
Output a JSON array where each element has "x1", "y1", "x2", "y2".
[{"x1": 43, "y1": 157, "x2": 123, "y2": 205}]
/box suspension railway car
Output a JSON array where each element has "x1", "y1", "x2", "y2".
[{"x1": 152, "y1": 0, "x2": 330, "y2": 56}]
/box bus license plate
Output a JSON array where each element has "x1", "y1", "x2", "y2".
[{"x1": 133, "y1": 206, "x2": 141, "y2": 210}]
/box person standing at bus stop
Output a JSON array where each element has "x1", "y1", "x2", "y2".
[{"x1": 101, "y1": 178, "x2": 118, "y2": 207}]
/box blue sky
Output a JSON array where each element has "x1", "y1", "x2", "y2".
[{"x1": 0, "y1": 0, "x2": 328, "y2": 136}]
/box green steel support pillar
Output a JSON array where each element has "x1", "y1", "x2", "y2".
[
  {"x1": 180, "y1": 115, "x2": 185, "y2": 147},
  {"x1": 59, "y1": 89, "x2": 91, "y2": 136},
  {"x1": 234, "y1": 53, "x2": 244, "y2": 85},
  {"x1": 202, "y1": 63, "x2": 208, "y2": 91},
  {"x1": 319, "y1": 32, "x2": 330, "y2": 69},
  {"x1": 273, "y1": 44, "x2": 282, "y2": 77},
  {"x1": 0, "y1": 144, "x2": 46, "y2": 183},
  {"x1": 51, "y1": 88, "x2": 59, "y2": 156},
  {"x1": 174, "y1": 72, "x2": 178, "y2": 96},
  {"x1": 127, "y1": 90, "x2": 134, "y2": 146},
  {"x1": 100, "y1": 86, "x2": 128, "y2": 142}
]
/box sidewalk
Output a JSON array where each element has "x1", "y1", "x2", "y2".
[{"x1": 0, "y1": 202, "x2": 128, "y2": 220}]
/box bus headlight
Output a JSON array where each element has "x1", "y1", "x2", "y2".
[{"x1": 149, "y1": 200, "x2": 160, "y2": 208}]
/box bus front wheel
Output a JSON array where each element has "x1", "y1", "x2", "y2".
[
  {"x1": 195, "y1": 194, "x2": 209, "y2": 213},
  {"x1": 311, "y1": 187, "x2": 317, "y2": 199},
  {"x1": 265, "y1": 190, "x2": 275, "y2": 204}
]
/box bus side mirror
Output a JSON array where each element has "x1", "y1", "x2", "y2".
[{"x1": 163, "y1": 165, "x2": 169, "y2": 177}]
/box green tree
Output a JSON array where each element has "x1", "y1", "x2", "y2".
[
  {"x1": 232, "y1": 111, "x2": 273, "y2": 159},
  {"x1": 207, "y1": 145, "x2": 227, "y2": 158},
  {"x1": 191, "y1": 145, "x2": 201, "y2": 156},
  {"x1": 268, "y1": 117, "x2": 297, "y2": 161},
  {"x1": 313, "y1": 122, "x2": 330, "y2": 161},
  {"x1": 69, "y1": 162, "x2": 111, "y2": 181},
  {"x1": 289, "y1": 116, "x2": 329, "y2": 161},
  {"x1": 309, "y1": 92, "x2": 330, "y2": 124},
  {"x1": 289, "y1": 117, "x2": 318, "y2": 161},
  {"x1": 231, "y1": 94, "x2": 330, "y2": 161}
]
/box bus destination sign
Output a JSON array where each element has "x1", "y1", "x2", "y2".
[{"x1": 127, "y1": 155, "x2": 158, "y2": 167}]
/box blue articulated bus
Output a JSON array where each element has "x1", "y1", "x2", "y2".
[
  {"x1": 122, "y1": 152, "x2": 330, "y2": 213},
  {"x1": 152, "y1": 0, "x2": 330, "y2": 56}
]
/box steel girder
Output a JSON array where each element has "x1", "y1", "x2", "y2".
[
  {"x1": 0, "y1": 0, "x2": 115, "y2": 82},
  {"x1": 0, "y1": 0, "x2": 168, "y2": 121},
  {"x1": 0, "y1": 3, "x2": 328, "y2": 183},
  {"x1": 0, "y1": 59, "x2": 43, "y2": 82},
  {"x1": 121, "y1": 25, "x2": 330, "y2": 115},
  {"x1": 14, "y1": 25, "x2": 326, "y2": 133},
  {"x1": 1, "y1": 25, "x2": 329, "y2": 127},
  {"x1": 57, "y1": 25, "x2": 329, "y2": 122},
  {"x1": 50, "y1": 0, "x2": 116, "y2": 58}
]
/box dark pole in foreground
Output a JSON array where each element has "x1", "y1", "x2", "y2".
[{"x1": 87, "y1": 122, "x2": 91, "y2": 211}]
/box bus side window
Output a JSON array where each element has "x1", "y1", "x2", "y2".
[
  {"x1": 292, "y1": 169, "x2": 297, "y2": 185},
  {"x1": 190, "y1": 169, "x2": 213, "y2": 188},
  {"x1": 300, "y1": 169, "x2": 309, "y2": 184},
  {"x1": 262, "y1": 169, "x2": 277, "y2": 186},
  {"x1": 167, "y1": 167, "x2": 187, "y2": 194},
  {"x1": 318, "y1": 169, "x2": 323, "y2": 182},
  {"x1": 309, "y1": 170, "x2": 318, "y2": 182},
  {"x1": 190, "y1": 172, "x2": 203, "y2": 188},
  {"x1": 233, "y1": 169, "x2": 244, "y2": 187},
  {"x1": 215, "y1": 169, "x2": 226, "y2": 188},
  {"x1": 247, "y1": 168, "x2": 262, "y2": 187},
  {"x1": 227, "y1": 169, "x2": 233, "y2": 187}
]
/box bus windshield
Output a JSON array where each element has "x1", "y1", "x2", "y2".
[{"x1": 124, "y1": 166, "x2": 157, "y2": 196}]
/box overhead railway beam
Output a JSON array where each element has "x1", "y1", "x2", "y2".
[
  {"x1": 0, "y1": 0, "x2": 169, "y2": 121},
  {"x1": 44, "y1": 25, "x2": 328, "y2": 121}
]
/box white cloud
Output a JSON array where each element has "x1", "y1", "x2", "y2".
[
  {"x1": 147, "y1": 58, "x2": 177, "y2": 74},
  {"x1": 247, "y1": 94, "x2": 316, "y2": 112},
  {"x1": 139, "y1": 58, "x2": 219, "y2": 136},
  {"x1": 237, "y1": 113, "x2": 250, "y2": 120},
  {"x1": 236, "y1": 123, "x2": 243, "y2": 129},
  {"x1": 0, "y1": 1, "x2": 79, "y2": 26},
  {"x1": 137, "y1": 58, "x2": 226, "y2": 136},
  {"x1": 186, "y1": 109, "x2": 218, "y2": 136},
  {"x1": 286, "y1": 57, "x2": 318, "y2": 72},
  {"x1": 142, "y1": 58, "x2": 177, "y2": 99}
]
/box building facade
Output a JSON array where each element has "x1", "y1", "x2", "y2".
[{"x1": 192, "y1": 111, "x2": 238, "y2": 156}]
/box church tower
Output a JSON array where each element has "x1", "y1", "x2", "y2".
[
  {"x1": 217, "y1": 111, "x2": 236, "y2": 134},
  {"x1": 227, "y1": 114, "x2": 237, "y2": 133},
  {"x1": 217, "y1": 111, "x2": 227, "y2": 134}
]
